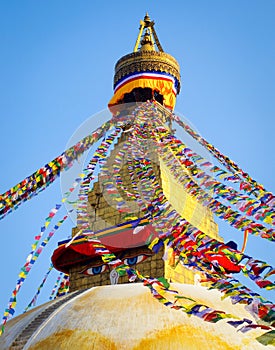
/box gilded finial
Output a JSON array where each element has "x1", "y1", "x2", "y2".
[
  {"x1": 110, "y1": 14, "x2": 181, "y2": 111},
  {"x1": 144, "y1": 13, "x2": 151, "y2": 26},
  {"x1": 133, "y1": 13, "x2": 163, "y2": 52},
  {"x1": 140, "y1": 29, "x2": 154, "y2": 51}
]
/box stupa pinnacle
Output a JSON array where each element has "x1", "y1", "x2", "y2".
[{"x1": 108, "y1": 13, "x2": 181, "y2": 110}]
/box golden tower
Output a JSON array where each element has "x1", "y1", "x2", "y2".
[{"x1": 52, "y1": 13, "x2": 221, "y2": 290}]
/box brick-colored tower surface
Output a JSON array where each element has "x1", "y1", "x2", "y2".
[
  {"x1": 67, "y1": 120, "x2": 221, "y2": 291},
  {"x1": 72, "y1": 132, "x2": 161, "y2": 234},
  {"x1": 69, "y1": 132, "x2": 165, "y2": 292}
]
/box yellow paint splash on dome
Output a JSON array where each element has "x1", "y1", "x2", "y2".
[
  {"x1": 28, "y1": 329, "x2": 117, "y2": 350},
  {"x1": 132, "y1": 324, "x2": 239, "y2": 350}
]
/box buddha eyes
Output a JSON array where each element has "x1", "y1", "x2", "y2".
[
  {"x1": 81, "y1": 254, "x2": 149, "y2": 275},
  {"x1": 123, "y1": 254, "x2": 148, "y2": 266},
  {"x1": 82, "y1": 264, "x2": 108, "y2": 276}
]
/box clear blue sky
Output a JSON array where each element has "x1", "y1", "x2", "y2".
[{"x1": 0, "y1": 0, "x2": 274, "y2": 316}]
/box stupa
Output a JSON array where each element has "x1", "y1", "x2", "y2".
[{"x1": 0, "y1": 14, "x2": 274, "y2": 350}]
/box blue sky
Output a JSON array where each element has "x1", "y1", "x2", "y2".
[{"x1": 0, "y1": 1, "x2": 274, "y2": 316}]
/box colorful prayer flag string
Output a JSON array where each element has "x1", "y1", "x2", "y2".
[
  {"x1": 0, "y1": 213, "x2": 69, "y2": 334},
  {"x1": 24, "y1": 264, "x2": 54, "y2": 312},
  {"x1": 156, "y1": 101, "x2": 275, "y2": 208},
  {"x1": 151, "y1": 121, "x2": 275, "y2": 226},
  {"x1": 55, "y1": 274, "x2": 70, "y2": 297},
  {"x1": 49, "y1": 272, "x2": 63, "y2": 300},
  {"x1": 0, "y1": 118, "x2": 116, "y2": 219}
]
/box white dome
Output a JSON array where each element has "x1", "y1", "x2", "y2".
[{"x1": 1, "y1": 283, "x2": 273, "y2": 349}]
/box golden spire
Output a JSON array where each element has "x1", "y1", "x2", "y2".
[
  {"x1": 140, "y1": 29, "x2": 154, "y2": 51},
  {"x1": 109, "y1": 14, "x2": 181, "y2": 111},
  {"x1": 133, "y1": 13, "x2": 163, "y2": 52}
]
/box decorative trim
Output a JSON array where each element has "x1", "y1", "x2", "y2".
[
  {"x1": 113, "y1": 51, "x2": 181, "y2": 93},
  {"x1": 114, "y1": 71, "x2": 178, "y2": 96}
]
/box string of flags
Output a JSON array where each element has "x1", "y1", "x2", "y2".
[
  {"x1": 24, "y1": 264, "x2": 54, "y2": 312},
  {"x1": 149, "y1": 124, "x2": 275, "y2": 241},
  {"x1": 1, "y1": 101, "x2": 274, "y2": 345},
  {"x1": 125, "y1": 104, "x2": 274, "y2": 342},
  {"x1": 76, "y1": 127, "x2": 126, "y2": 233},
  {"x1": 76, "y1": 108, "x2": 274, "y2": 343},
  {"x1": 137, "y1": 105, "x2": 275, "y2": 240},
  {"x1": 152, "y1": 121, "x2": 275, "y2": 226},
  {"x1": 0, "y1": 118, "x2": 116, "y2": 219},
  {"x1": 55, "y1": 274, "x2": 70, "y2": 297},
  {"x1": 49, "y1": 272, "x2": 64, "y2": 300},
  {"x1": 0, "y1": 126, "x2": 127, "y2": 332},
  {"x1": 134, "y1": 104, "x2": 274, "y2": 280},
  {"x1": 166, "y1": 103, "x2": 275, "y2": 208},
  {"x1": 0, "y1": 213, "x2": 70, "y2": 334},
  {"x1": 0, "y1": 126, "x2": 128, "y2": 335}
]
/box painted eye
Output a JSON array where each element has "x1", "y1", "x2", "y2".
[
  {"x1": 123, "y1": 254, "x2": 148, "y2": 266},
  {"x1": 82, "y1": 264, "x2": 108, "y2": 275}
]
